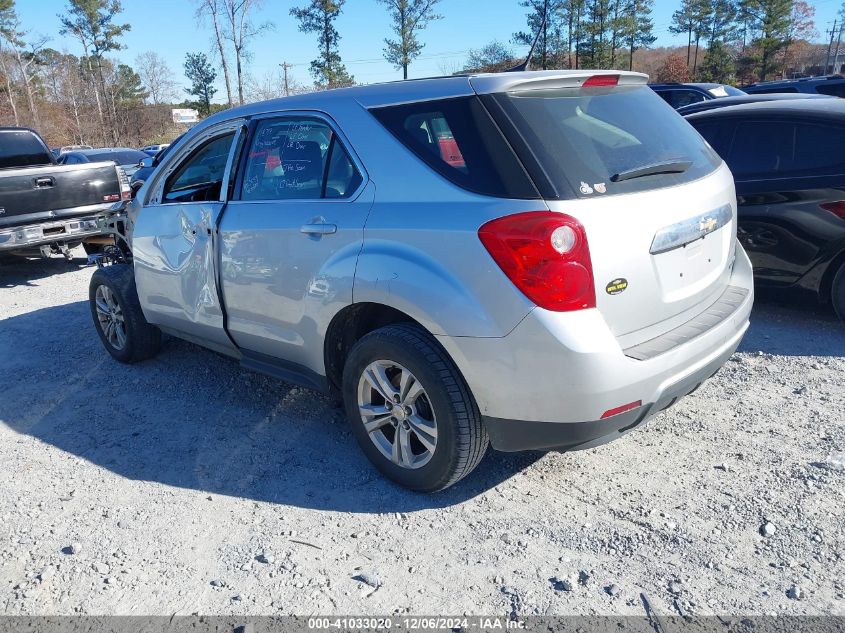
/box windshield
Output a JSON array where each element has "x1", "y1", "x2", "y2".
[{"x1": 486, "y1": 84, "x2": 721, "y2": 199}]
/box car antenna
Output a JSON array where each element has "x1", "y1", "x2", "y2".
[{"x1": 506, "y1": 10, "x2": 547, "y2": 72}]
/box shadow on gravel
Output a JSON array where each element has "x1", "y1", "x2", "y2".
[
  {"x1": 0, "y1": 301, "x2": 541, "y2": 513},
  {"x1": 740, "y1": 295, "x2": 845, "y2": 357},
  {"x1": 0, "y1": 254, "x2": 90, "y2": 288}
]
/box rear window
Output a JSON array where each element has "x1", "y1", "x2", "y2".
[
  {"x1": 0, "y1": 130, "x2": 52, "y2": 169},
  {"x1": 485, "y1": 84, "x2": 721, "y2": 199},
  {"x1": 370, "y1": 97, "x2": 538, "y2": 199}
]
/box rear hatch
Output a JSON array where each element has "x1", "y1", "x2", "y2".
[
  {"x1": 0, "y1": 162, "x2": 125, "y2": 230},
  {"x1": 475, "y1": 72, "x2": 736, "y2": 344}
]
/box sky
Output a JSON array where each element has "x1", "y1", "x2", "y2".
[{"x1": 14, "y1": 0, "x2": 845, "y2": 100}]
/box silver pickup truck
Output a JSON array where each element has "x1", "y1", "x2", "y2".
[{"x1": 0, "y1": 127, "x2": 130, "y2": 259}]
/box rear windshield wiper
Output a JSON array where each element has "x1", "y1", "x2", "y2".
[{"x1": 610, "y1": 160, "x2": 693, "y2": 183}]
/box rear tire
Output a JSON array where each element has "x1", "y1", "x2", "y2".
[
  {"x1": 832, "y1": 264, "x2": 845, "y2": 323},
  {"x1": 89, "y1": 264, "x2": 161, "y2": 363},
  {"x1": 342, "y1": 323, "x2": 488, "y2": 492}
]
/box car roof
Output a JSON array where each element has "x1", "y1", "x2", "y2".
[
  {"x1": 678, "y1": 93, "x2": 833, "y2": 114},
  {"x1": 78, "y1": 147, "x2": 144, "y2": 155},
  {"x1": 194, "y1": 70, "x2": 648, "y2": 131},
  {"x1": 685, "y1": 97, "x2": 845, "y2": 120},
  {"x1": 743, "y1": 74, "x2": 845, "y2": 88},
  {"x1": 649, "y1": 82, "x2": 710, "y2": 89}
]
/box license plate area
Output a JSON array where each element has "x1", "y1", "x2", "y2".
[{"x1": 654, "y1": 230, "x2": 727, "y2": 300}]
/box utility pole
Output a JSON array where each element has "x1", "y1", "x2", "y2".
[
  {"x1": 827, "y1": 20, "x2": 838, "y2": 74},
  {"x1": 279, "y1": 62, "x2": 291, "y2": 97},
  {"x1": 835, "y1": 23, "x2": 844, "y2": 75}
]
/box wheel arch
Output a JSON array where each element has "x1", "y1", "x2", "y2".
[
  {"x1": 819, "y1": 247, "x2": 845, "y2": 305},
  {"x1": 323, "y1": 302, "x2": 430, "y2": 392}
]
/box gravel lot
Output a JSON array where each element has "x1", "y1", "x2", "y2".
[{"x1": 1, "y1": 248, "x2": 844, "y2": 617}]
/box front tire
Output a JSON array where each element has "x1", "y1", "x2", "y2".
[
  {"x1": 89, "y1": 264, "x2": 161, "y2": 363},
  {"x1": 832, "y1": 263, "x2": 845, "y2": 323},
  {"x1": 342, "y1": 324, "x2": 488, "y2": 491}
]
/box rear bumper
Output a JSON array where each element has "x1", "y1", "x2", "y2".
[
  {"x1": 0, "y1": 215, "x2": 109, "y2": 252},
  {"x1": 436, "y1": 243, "x2": 754, "y2": 452},
  {"x1": 482, "y1": 330, "x2": 741, "y2": 451}
]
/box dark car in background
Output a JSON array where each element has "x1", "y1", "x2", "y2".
[
  {"x1": 650, "y1": 82, "x2": 746, "y2": 109},
  {"x1": 58, "y1": 148, "x2": 149, "y2": 178},
  {"x1": 677, "y1": 92, "x2": 832, "y2": 116},
  {"x1": 685, "y1": 99, "x2": 845, "y2": 321},
  {"x1": 140, "y1": 143, "x2": 170, "y2": 156},
  {"x1": 129, "y1": 134, "x2": 185, "y2": 195},
  {"x1": 743, "y1": 75, "x2": 845, "y2": 97}
]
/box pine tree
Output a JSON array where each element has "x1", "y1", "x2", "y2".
[
  {"x1": 184, "y1": 51, "x2": 217, "y2": 116},
  {"x1": 513, "y1": 0, "x2": 567, "y2": 69},
  {"x1": 291, "y1": 0, "x2": 354, "y2": 88},
  {"x1": 378, "y1": 0, "x2": 442, "y2": 79}
]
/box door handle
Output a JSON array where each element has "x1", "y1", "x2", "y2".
[
  {"x1": 34, "y1": 177, "x2": 54, "y2": 188},
  {"x1": 300, "y1": 223, "x2": 337, "y2": 236}
]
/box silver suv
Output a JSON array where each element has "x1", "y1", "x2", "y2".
[{"x1": 89, "y1": 70, "x2": 753, "y2": 491}]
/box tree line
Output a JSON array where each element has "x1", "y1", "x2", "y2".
[{"x1": 0, "y1": 0, "x2": 830, "y2": 148}]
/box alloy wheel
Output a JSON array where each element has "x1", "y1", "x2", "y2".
[
  {"x1": 357, "y1": 360, "x2": 438, "y2": 469},
  {"x1": 94, "y1": 285, "x2": 127, "y2": 350}
]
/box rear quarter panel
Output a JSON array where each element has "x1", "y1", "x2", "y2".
[{"x1": 338, "y1": 98, "x2": 541, "y2": 337}]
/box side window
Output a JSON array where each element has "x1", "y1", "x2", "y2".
[
  {"x1": 240, "y1": 118, "x2": 360, "y2": 201},
  {"x1": 752, "y1": 87, "x2": 798, "y2": 94},
  {"x1": 324, "y1": 140, "x2": 363, "y2": 198},
  {"x1": 793, "y1": 122, "x2": 845, "y2": 174},
  {"x1": 654, "y1": 90, "x2": 674, "y2": 106},
  {"x1": 815, "y1": 83, "x2": 845, "y2": 97},
  {"x1": 690, "y1": 120, "x2": 734, "y2": 159},
  {"x1": 163, "y1": 133, "x2": 235, "y2": 204},
  {"x1": 370, "y1": 96, "x2": 538, "y2": 198},
  {"x1": 726, "y1": 120, "x2": 795, "y2": 177},
  {"x1": 672, "y1": 90, "x2": 708, "y2": 108}
]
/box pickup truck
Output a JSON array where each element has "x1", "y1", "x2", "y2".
[{"x1": 0, "y1": 127, "x2": 130, "y2": 259}]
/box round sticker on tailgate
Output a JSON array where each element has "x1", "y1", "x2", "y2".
[{"x1": 606, "y1": 278, "x2": 628, "y2": 295}]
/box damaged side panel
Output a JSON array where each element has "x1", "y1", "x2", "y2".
[
  {"x1": 132, "y1": 200, "x2": 237, "y2": 353},
  {"x1": 130, "y1": 122, "x2": 246, "y2": 355}
]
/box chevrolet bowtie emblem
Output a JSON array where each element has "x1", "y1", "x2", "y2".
[{"x1": 699, "y1": 217, "x2": 718, "y2": 233}]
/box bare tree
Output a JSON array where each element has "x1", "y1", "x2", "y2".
[
  {"x1": 195, "y1": 0, "x2": 234, "y2": 107},
  {"x1": 135, "y1": 51, "x2": 178, "y2": 105},
  {"x1": 59, "y1": 0, "x2": 131, "y2": 145},
  {"x1": 223, "y1": 0, "x2": 272, "y2": 105},
  {"x1": 0, "y1": 47, "x2": 18, "y2": 125},
  {"x1": 244, "y1": 67, "x2": 309, "y2": 102},
  {"x1": 0, "y1": 0, "x2": 46, "y2": 127}
]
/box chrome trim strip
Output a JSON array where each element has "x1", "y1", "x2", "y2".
[{"x1": 650, "y1": 203, "x2": 733, "y2": 255}]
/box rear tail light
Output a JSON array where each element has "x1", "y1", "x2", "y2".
[
  {"x1": 478, "y1": 211, "x2": 596, "y2": 312},
  {"x1": 583, "y1": 74, "x2": 619, "y2": 88},
  {"x1": 820, "y1": 201, "x2": 845, "y2": 219},
  {"x1": 117, "y1": 167, "x2": 131, "y2": 201}
]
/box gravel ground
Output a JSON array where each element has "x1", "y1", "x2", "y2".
[{"x1": 1, "y1": 248, "x2": 844, "y2": 617}]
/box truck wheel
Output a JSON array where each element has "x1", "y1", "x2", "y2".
[
  {"x1": 832, "y1": 263, "x2": 845, "y2": 323},
  {"x1": 342, "y1": 324, "x2": 488, "y2": 492},
  {"x1": 89, "y1": 264, "x2": 161, "y2": 363}
]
